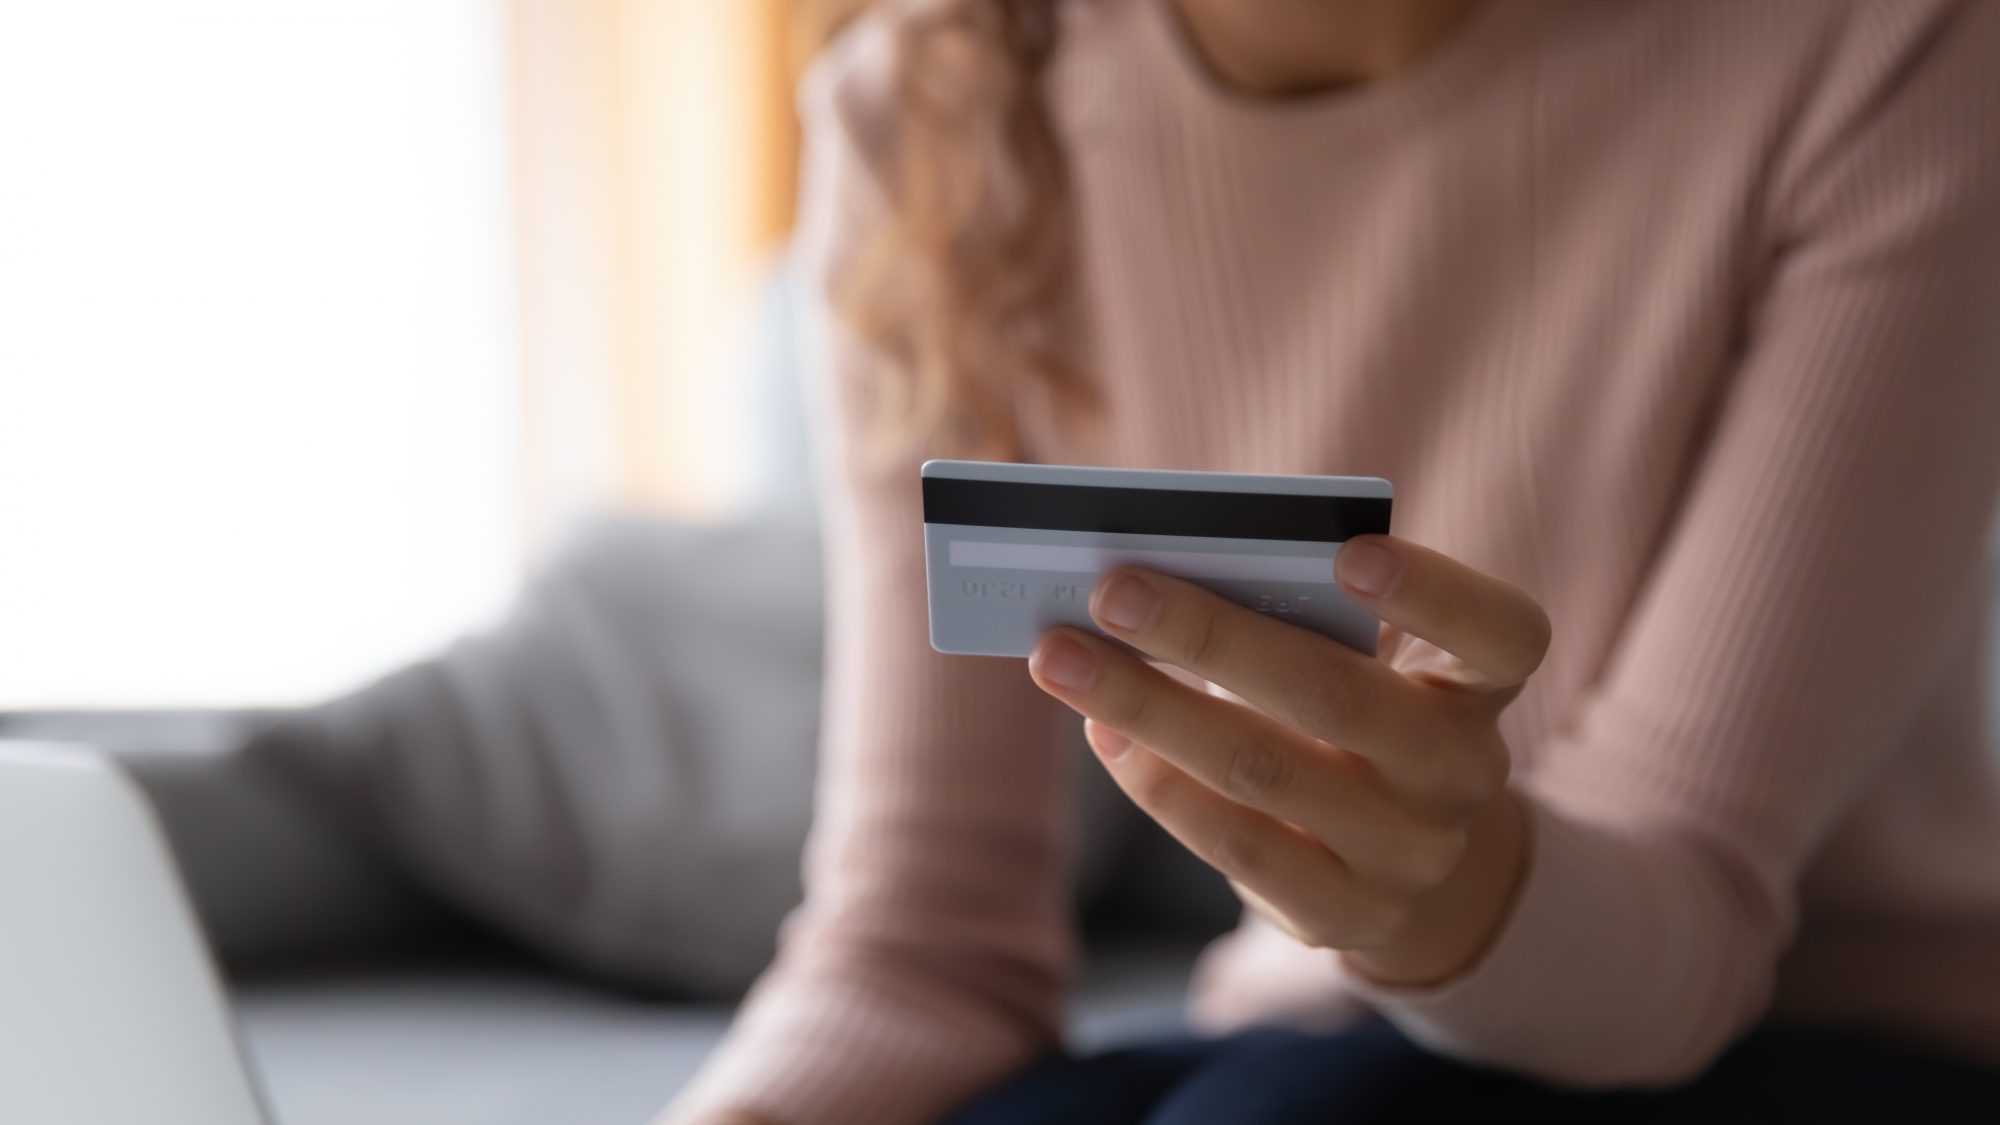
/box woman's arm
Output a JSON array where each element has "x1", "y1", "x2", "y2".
[
  {"x1": 661, "y1": 20, "x2": 1075, "y2": 1125},
  {"x1": 1028, "y1": 0, "x2": 2000, "y2": 1089},
  {"x1": 1341, "y1": 0, "x2": 2000, "y2": 1084}
]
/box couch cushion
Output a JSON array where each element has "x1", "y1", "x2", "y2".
[{"x1": 233, "y1": 944, "x2": 1198, "y2": 1125}]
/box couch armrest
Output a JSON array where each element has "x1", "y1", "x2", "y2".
[{"x1": 0, "y1": 711, "x2": 458, "y2": 970}]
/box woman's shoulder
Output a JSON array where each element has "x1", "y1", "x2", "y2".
[
  {"x1": 1730, "y1": 0, "x2": 2000, "y2": 219},
  {"x1": 1657, "y1": 0, "x2": 1993, "y2": 103}
]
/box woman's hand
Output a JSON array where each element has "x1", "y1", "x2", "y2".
[{"x1": 1028, "y1": 534, "x2": 1548, "y2": 986}]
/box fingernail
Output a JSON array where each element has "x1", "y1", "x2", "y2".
[
  {"x1": 1032, "y1": 634, "x2": 1099, "y2": 691},
  {"x1": 1337, "y1": 538, "x2": 1404, "y2": 599},
  {"x1": 1086, "y1": 720, "x2": 1132, "y2": 762},
  {"x1": 1095, "y1": 574, "x2": 1162, "y2": 632}
]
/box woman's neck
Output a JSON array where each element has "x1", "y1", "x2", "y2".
[{"x1": 1168, "y1": 0, "x2": 1483, "y2": 96}]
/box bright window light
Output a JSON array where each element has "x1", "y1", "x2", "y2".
[{"x1": 0, "y1": 1, "x2": 519, "y2": 708}]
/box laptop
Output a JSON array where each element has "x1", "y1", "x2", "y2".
[{"x1": 0, "y1": 742, "x2": 273, "y2": 1125}]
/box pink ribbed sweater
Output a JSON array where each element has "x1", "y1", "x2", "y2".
[{"x1": 669, "y1": 1, "x2": 2000, "y2": 1121}]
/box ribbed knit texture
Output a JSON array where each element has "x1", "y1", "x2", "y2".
[{"x1": 665, "y1": 2, "x2": 2000, "y2": 1121}]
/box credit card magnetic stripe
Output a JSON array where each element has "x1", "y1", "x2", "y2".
[{"x1": 921, "y1": 476, "x2": 1392, "y2": 543}]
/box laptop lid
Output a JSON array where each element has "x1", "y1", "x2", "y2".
[{"x1": 0, "y1": 742, "x2": 270, "y2": 1125}]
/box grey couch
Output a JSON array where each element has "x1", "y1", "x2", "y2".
[{"x1": 0, "y1": 707, "x2": 1235, "y2": 1125}]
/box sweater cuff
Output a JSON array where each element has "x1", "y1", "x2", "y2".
[
  {"x1": 1338, "y1": 794, "x2": 1645, "y2": 1075},
  {"x1": 660, "y1": 959, "x2": 1050, "y2": 1125}
]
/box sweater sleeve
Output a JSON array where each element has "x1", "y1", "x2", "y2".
[
  {"x1": 1345, "y1": 0, "x2": 2000, "y2": 1087},
  {"x1": 659, "y1": 20, "x2": 1078, "y2": 1125}
]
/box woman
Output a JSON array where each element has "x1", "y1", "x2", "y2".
[{"x1": 668, "y1": 0, "x2": 2000, "y2": 1121}]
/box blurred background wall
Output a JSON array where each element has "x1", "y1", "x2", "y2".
[
  {"x1": 510, "y1": 0, "x2": 801, "y2": 535},
  {"x1": 0, "y1": 1, "x2": 833, "y2": 709}
]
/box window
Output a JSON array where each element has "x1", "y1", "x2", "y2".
[{"x1": 0, "y1": 2, "x2": 519, "y2": 706}]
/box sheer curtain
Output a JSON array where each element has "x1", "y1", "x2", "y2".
[{"x1": 507, "y1": 0, "x2": 800, "y2": 541}]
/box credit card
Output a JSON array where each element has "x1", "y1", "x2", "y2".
[{"x1": 921, "y1": 459, "x2": 1393, "y2": 658}]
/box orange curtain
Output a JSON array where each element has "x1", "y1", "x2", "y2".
[{"x1": 506, "y1": 0, "x2": 801, "y2": 545}]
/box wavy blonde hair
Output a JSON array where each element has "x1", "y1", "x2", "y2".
[{"x1": 797, "y1": 0, "x2": 1093, "y2": 459}]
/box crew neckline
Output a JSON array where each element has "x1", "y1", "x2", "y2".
[{"x1": 1135, "y1": 0, "x2": 1536, "y2": 133}]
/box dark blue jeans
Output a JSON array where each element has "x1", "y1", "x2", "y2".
[{"x1": 942, "y1": 1020, "x2": 2000, "y2": 1124}]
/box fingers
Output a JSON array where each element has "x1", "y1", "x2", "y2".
[
  {"x1": 1081, "y1": 720, "x2": 1410, "y2": 950},
  {"x1": 1334, "y1": 536, "x2": 1552, "y2": 689},
  {"x1": 1032, "y1": 629, "x2": 1468, "y2": 890},
  {"x1": 1081, "y1": 567, "x2": 1509, "y2": 811},
  {"x1": 1029, "y1": 537, "x2": 1544, "y2": 962},
  {"x1": 1087, "y1": 565, "x2": 1438, "y2": 751}
]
